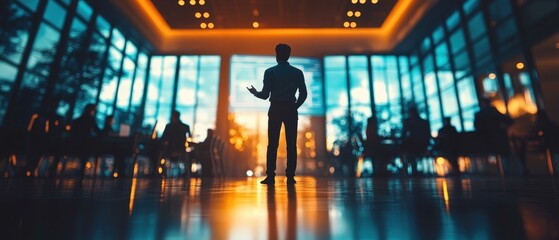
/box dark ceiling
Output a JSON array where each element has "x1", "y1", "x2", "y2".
[{"x1": 150, "y1": 0, "x2": 398, "y2": 29}]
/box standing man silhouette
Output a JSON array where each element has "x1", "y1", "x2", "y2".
[{"x1": 247, "y1": 43, "x2": 307, "y2": 185}]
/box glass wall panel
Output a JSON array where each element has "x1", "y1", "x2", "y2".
[
  {"x1": 43, "y1": 0, "x2": 66, "y2": 29},
  {"x1": 130, "y1": 53, "x2": 147, "y2": 117},
  {"x1": 98, "y1": 47, "x2": 122, "y2": 120},
  {"x1": 348, "y1": 56, "x2": 371, "y2": 138},
  {"x1": 325, "y1": 56, "x2": 348, "y2": 150}
]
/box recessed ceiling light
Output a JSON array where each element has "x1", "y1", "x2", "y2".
[
  {"x1": 195, "y1": 12, "x2": 201, "y2": 18},
  {"x1": 359, "y1": 0, "x2": 366, "y2": 4},
  {"x1": 189, "y1": 0, "x2": 195, "y2": 5},
  {"x1": 351, "y1": 0, "x2": 358, "y2": 4},
  {"x1": 208, "y1": 23, "x2": 214, "y2": 29},
  {"x1": 178, "y1": 0, "x2": 185, "y2": 6},
  {"x1": 372, "y1": 0, "x2": 379, "y2": 4},
  {"x1": 350, "y1": 22, "x2": 357, "y2": 28},
  {"x1": 347, "y1": 11, "x2": 353, "y2": 17},
  {"x1": 199, "y1": 0, "x2": 205, "y2": 5},
  {"x1": 355, "y1": 11, "x2": 361, "y2": 17},
  {"x1": 203, "y1": 12, "x2": 210, "y2": 18},
  {"x1": 488, "y1": 73, "x2": 496, "y2": 79},
  {"x1": 200, "y1": 23, "x2": 207, "y2": 29},
  {"x1": 516, "y1": 62, "x2": 525, "y2": 70},
  {"x1": 253, "y1": 21, "x2": 259, "y2": 28},
  {"x1": 343, "y1": 21, "x2": 350, "y2": 28}
]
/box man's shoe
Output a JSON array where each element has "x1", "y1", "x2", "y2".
[
  {"x1": 260, "y1": 177, "x2": 275, "y2": 184},
  {"x1": 286, "y1": 177, "x2": 296, "y2": 185}
]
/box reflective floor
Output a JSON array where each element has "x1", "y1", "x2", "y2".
[{"x1": 1, "y1": 176, "x2": 559, "y2": 239}]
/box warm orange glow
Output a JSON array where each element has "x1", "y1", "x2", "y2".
[
  {"x1": 199, "y1": 0, "x2": 205, "y2": 6},
  {"x1": 85, "y1": 162, "x2": 92, "y2": 169},
  {"x1": 350, "y1": 22, "x2": 357, "y2": 28},
  {"x1": 359, "y1": 0, "x2": 366, "y2": 4},
  {"x1": 305, "y1": 132, "x2": 313, "y2": 139},
  {"x1": 252, "y1": 21, "x2": 259, "y2": 28},
  {"x1": 208, "y1": 23, "x2": 214, "y2": 29},
  {"x1": 372, "y1": 0, "x2": 379, "y2": 3},
  {"x1": 27, "y1": 114, "x2": 38, "y2": 131},
  {"x1": 442, "y1": 180, "x2": 450, "y2": 210},
  {"x1": 195, "y1": 12, "x2": 201, "y2": 18},
  {"x1": 135, "y1": 0, "x2": 418, "y2": 34},
  {"x1": 129, "y1": 178, "x2": 137, "y2": 214},
  {"x1": 436, "y1": 157, "x2": 446, "y2": 165},
  {"x1": 129, "y1": 0, "x2": 429, "y2": 54},
  {"x1": 516, "y1": 62, "x2": 525, "y2": 70},
  {"x1": 113, "y1": 172, "x2": 118, "y2": 178},
  {"x1": 178, "y1": 0, "x2": 185, "y2": 6},
  {"x1": 45, "y1": 120, "x2": 50, "y2": 133},
  {"x1": 65, "y1": 125, "x2": 71, "y2": 131},
  {"x1": 347, "y1": 11, "x2": 353, "y2": 17},
  {"x1": 200, "y1": 22, "x2": 207, "y2": 29},
  {"x1": 355, "y1": 11, "x2": 362, "y2": 17},
  {"x1": 158, "y1": 167, "x2": 163, "y2": 174},
  {"x1": 26, "y1": 171, "x2": 31, "y2": 177},
  {"x1": 343, "y1": 21, "x2": 350, "y2": 28},
  {"x1": 488, "y1": 73, "x2": 496, "y2": 79},
  {"x1": 160, "y1": 159, "x2": 166, "y2": 165},
  {"x1": 203, "y1": 12, "x2": 210, "y2": 18},
  {"x1": 252, "y1": 9, "x2": 259, "y2": 17}
]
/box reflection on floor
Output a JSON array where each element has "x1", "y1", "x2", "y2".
[{"x1": 1, "y1": 176, "x2": 559, "y2": 239}]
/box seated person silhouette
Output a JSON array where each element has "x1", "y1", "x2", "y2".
[
  {"x1": 161, "y1": 111, "x2": 192, "y2": 175},
  {"x1": 70, "y1": 103, "x2": 100, "y2": 176},
  {"x1": 474, "y1": 98, "x2": 513, "y2": 174},
  {"x1": 401, "y1": 107, "x2": 431, "y2": 176},
  {"x1": 435, "y1": 117, "x2": 460, "y2": 175}
]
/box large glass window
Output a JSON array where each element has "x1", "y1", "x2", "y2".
[
  {"x1": 348, "y1": 56, "x2": 371, "y2": 138},
  {"x1": 324, "y1": 56, "x2": 348, "y2": 151}
]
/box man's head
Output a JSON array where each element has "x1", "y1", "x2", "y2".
[
  {"x1": 171, "y1": 110, "x2": 180, "y2": 123},
  {"x1": 275, "y1": 43, "x2": 291, "y2": 62},
  {"x1": 443, "y1": 117, "x2": 452, "y2": 126}
]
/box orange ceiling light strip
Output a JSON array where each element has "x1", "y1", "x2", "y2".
[
  {"x1": 381, "y1": 0, "x2": 414, "y2": 35},
  {"x1": 136, "y1": 0, "x2": 172, "y2": 36},
  {"x1": 135, "y1": 0, "x2": 415, "y2": 36}
]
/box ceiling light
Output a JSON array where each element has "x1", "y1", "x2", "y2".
[
  {"x1": 199, "y1": 0, "x2": 205, "y2": 5},
  {"x1": 203, "y1": 12, "x2": 210, "y2": 18},
  {"x1": 195, "y1": 12, "x2": 201, "y2": 18},
  {"x1": 355, "y1": 11, "x2": 361, "y2": 17},
  {"x1": 347, "y1": 11, "x2": 353, "y2": 17},
  {"x1": 372, "y1": 0, "x2": 379, "y2": 4},
  {"x1": 359, "y1": 0, "x2": 366, "y2": 3},
  {"x1": 516, "y1": 62, "x2": 525, "y2": 70},
  {"x1": 351, "y1": 0, "x2": 358, "y2": 4},
  {"x1": 189, "y1": 0, "x2": 195, "y2": 5},
  {"x1": 200, "y1": 23, "x2": 207, "y2": 29},
  {"x1": 343, "y1": 21, "x2": 350, "y2": 28},
  {"x1": 178, "y1": 0, "x2": 185, "y2": 6},
  {"x1": 350, "y1": 22, "x2": 357, "y2": 28},
  {"x1": 488, "y1": 73, "x2": 496, "y2": 79},
  {"x1": 208, "y1": 23, "x2": 214, "y2": 29},
  {"x1": 252, "y1": 21, "x2": 259, "y2": 28}
]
